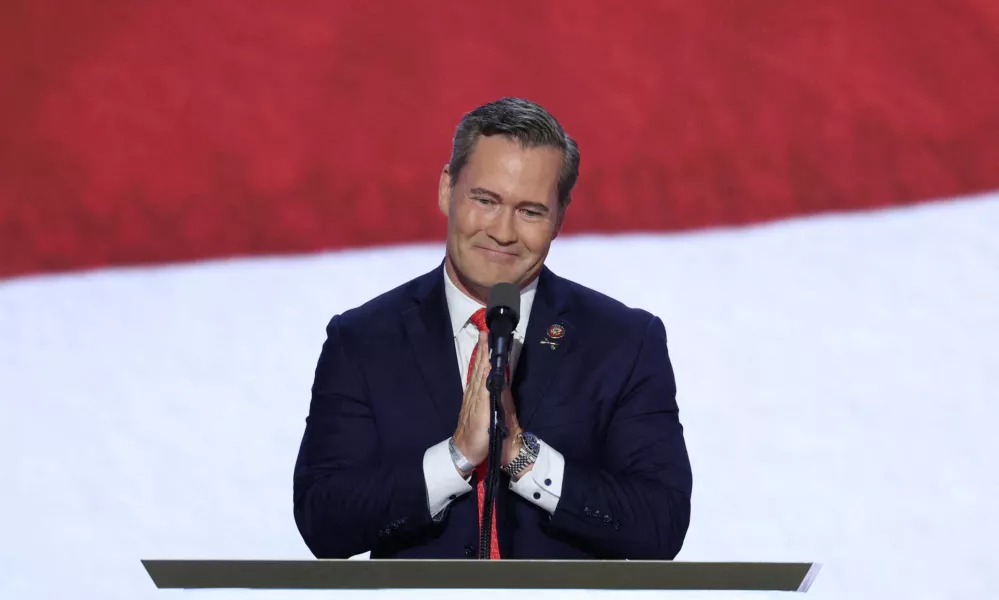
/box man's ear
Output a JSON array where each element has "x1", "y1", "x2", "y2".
[
  {"x1": 438, "y1": 166, "x2": 452, "y2": 217},
  {"x1": 552, "y1": 204, "x2": 566, "y2": 239}
]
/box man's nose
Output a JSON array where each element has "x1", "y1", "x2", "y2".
[{"x1": 486, "y1": 208, "x2": 517, "y2": 245}]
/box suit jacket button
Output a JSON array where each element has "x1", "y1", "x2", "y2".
[
  {"x1": 464, "y1": 545, "x2": 475, "y2": 557},
  {"x1": 603, "y1": 515, "x2": 612, "y2": 524},
  {"x1": 584, "y1": 507, "x2": 591, "y2": 516}
]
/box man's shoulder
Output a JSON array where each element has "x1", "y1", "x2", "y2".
[
  {"x1": 554, "y1": 273, "x2": 670, "y2": 361},
  {"x1": 560, "y1": 274, "x2": 658, "y2": 329},
  {"x1": 326, "y1": 266, "x2": 436, "y2": 335}
]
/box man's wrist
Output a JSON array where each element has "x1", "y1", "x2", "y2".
[
  {"x1": 448, "y1": 436, "x2": 476, "y2": 475},
  {"x1": 501, "y1": 430, "x2": 540, "y2": 479},
  {"x1": 501, "y1": 426, "x2": 522, "y2": 464}
]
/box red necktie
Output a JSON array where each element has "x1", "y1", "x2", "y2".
[{"x1": 467, "y1": 308, "x2": 501, "y2": 559}]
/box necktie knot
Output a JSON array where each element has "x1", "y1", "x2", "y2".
[{"x1": 470, "y1": 307, "x2": 487, "y2": 332}]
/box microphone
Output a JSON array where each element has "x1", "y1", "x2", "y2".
[{"x1": 485, "y1": 282, "x2": 520, "y2": 393}]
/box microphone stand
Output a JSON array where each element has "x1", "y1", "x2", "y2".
[{"x1": 479, "y1": 329, "x2": 512, "y2": 559}]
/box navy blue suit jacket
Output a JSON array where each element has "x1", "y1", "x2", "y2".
[{"x1": 293, "y1": 263, "x2": 692, "y2": 559}]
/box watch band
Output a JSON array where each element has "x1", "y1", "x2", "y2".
[
  {"x1": 501, "y1": 431, "x2": 540, "y2": 477},
  {"x1": 448, "y1": 437, "x2": 476, "y2": 473}
]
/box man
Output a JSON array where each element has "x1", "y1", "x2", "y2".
[{"x1": 293, "y1": 97, "x2": 692, "y2": 560}]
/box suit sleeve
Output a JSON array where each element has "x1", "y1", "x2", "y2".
[
  {"x1": 293, "y1": 315, "x2": 440, "y2": 558},
  {"x1": 543, "y1": 316, "x2": 693, "y2": 560}
]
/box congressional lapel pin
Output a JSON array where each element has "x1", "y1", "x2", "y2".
[{"x1": 540, "y1": 323, "x2": 565, "y2": 350}]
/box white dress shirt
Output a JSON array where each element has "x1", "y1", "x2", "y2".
[{"x1": 422, "y1": 265, "x2": 566, "y2": 518}]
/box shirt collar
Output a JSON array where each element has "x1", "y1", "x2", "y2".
[{"x1": 443, "y1": 263, "x2": 537, "y2": 341}]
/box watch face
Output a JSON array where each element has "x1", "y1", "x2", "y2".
[{"x1": 523, "y1": 433, "x2": 541, "y2": 454}]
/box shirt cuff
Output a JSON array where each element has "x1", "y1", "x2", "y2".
[
  {"x1": 423, "y1": 438, "x2": 473, "y2": 518},
  {"x1": 508, "y1": 438, "x2": 564, "y2": 514}
]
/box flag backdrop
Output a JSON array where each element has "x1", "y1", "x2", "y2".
[{"x1": 2, "y1": 2, "x2": 998, "y2": 600}]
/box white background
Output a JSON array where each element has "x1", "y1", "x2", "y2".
[{"x1": 3, "y1": 192, "x2": 998, "y2": 599}]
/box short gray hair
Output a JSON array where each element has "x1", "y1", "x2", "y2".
[{"x1": 448, "y1": 97, "x2": 580, "y2": 213}]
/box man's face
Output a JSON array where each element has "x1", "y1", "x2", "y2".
[{"x1": 439, "y1": 135, "x2": 564, "y2": 299}]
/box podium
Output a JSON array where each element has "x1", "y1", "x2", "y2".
[{"x1": 141, "y1": 559, "x2": 821, "y2": 592}]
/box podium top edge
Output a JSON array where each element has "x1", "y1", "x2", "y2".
[
  {"x1": 141, "y1": 559, "x2": 819, "y2": 565},
  {"x1": 140, "y1": 559, "x2": 821, "y2": 592}
]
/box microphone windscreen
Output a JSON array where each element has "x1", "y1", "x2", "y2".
[{"x1": 487, "y1": 282, "x2": 520, "y2": 326}]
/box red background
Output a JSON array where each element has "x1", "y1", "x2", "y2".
[{"x1": 3, "y1": 0, "x2": 999, "y2": 278}]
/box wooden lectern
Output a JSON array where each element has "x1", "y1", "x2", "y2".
[{"x1": 141, "y1": 559, "x2": 821, "y2": 592}]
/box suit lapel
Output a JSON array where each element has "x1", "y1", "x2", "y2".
[
  {"x1": 511, "y1": 267, "x2": 573, "y2": 429},
  {"x1": 402, "y1": 265, "x2": 464, "y2": 436}
]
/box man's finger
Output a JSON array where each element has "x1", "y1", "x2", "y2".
[{"x1": 474, "y1": 331, "x2": 488, "y2": 384}]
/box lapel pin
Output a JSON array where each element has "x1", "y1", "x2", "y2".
[{"x1": 541, "y1": 324, "x2": 565, "y2": 350}]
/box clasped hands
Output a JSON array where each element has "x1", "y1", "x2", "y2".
[{"x1": 451, "y1": 331, "x2": 529, "y2": 479}]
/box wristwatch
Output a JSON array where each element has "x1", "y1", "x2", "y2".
[
  {"x1": 500, "y1": 431, "x2": 540, "y2": 478},
  {"x1": 448, "y1": 437, "x2": 476, "y2": 474}
]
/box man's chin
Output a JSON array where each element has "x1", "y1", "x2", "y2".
[
  {"x1": 451, "y1": 252, "x2": 541, "y2": 291},
  {"x1": 460, "y1": 265, "x2": 522, "y2": 291},
  {"x1": 479, "y1": 263, "x2": 526, "y2": 285}
]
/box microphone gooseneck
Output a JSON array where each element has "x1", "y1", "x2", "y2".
[{"x1": 479, "y1": 282, "x2": 520, "y2": 559}]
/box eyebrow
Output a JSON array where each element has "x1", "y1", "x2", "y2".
[
  {"x1": 468, "y1": 187, "x2": 502, "y2": 201},
  {"x1": 468, "y1": 187, "x2": 551, "y2": 213}
]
